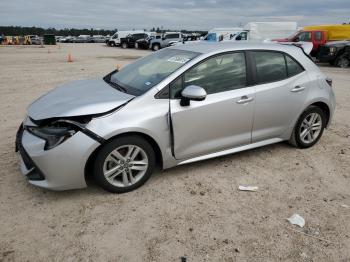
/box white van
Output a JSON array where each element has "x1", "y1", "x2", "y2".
[
  {"x1": 203, "y1": 28, "x2": 242, "y2": 42},
  {"x1": 107, "y1": 30, "x2": 144, "y2": 46},
  {"x1": 231, "y1": 22, "x2": 298, "y2": 41}
]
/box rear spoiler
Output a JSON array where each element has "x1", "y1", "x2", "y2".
[
  {"x1": 265, "y1": 40, "x2": 314, "y2": 60},
  {"x1": 276, "y1": 41, "x2": 313, "y2": 55}
]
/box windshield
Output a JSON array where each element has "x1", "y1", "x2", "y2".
[
  {"x1": 287, "y1": 31, "x2": 300, "y2": 40},
  {"x1": 109, "y1": 48, "x2": 200, "y2": 95}
]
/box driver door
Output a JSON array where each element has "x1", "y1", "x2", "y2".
[{"x1": 170, "y1": 52, "x2": 255, "y2": 160}]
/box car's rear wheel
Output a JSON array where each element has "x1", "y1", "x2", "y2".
[
  {"x1": 93, "y1": 136, "x2": 155, "y2": 193},
  {"x1": 152, "y1": 44, "x2": 160, "y2": 51},
  {"x1": 289, "y1": 106, "x2": 325, "y2": 148}
]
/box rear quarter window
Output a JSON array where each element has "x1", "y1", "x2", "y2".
[{"x1": 285, "y1": 55, "x2": 304, "y2": 77}]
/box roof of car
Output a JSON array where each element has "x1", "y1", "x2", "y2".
[{"x1": 169, "y1": 41, "x2": 300, "y2": 55}]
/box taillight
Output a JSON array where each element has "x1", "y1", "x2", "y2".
[{"x1": 326, "y1": 77, "x2": 333, "y2": 87}]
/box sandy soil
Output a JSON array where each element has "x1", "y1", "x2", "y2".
[{"x1": 0, "y1": 43, "x2": 349, "y2": 262}]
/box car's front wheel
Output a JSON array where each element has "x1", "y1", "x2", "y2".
[
  {"x1": 121, "y1": 42, "x2": 128, "y2": 49},
  {"x1": 93, "y1": 136, "x2": 155, "y2": 193},
  {"x1": 135, "y1": 42, "x2": 139, "y2": 49},
  {"x1": 289, "y1": 106, "x2": 325, "y2": 148},
  {"x1": 335, "y1": 54, "x2": 349, "y2": 68}
]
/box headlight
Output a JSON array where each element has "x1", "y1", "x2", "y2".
[
  {"x1": 329, "y1": 46, "x2": 337, "y2": 54},
  {"x1": 27, "y1": 126, "x2": 76, "y2": 150}
]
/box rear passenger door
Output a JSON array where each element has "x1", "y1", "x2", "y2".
[{"x1": 250, "y1": 51, "x2": 309, "y2": 142}]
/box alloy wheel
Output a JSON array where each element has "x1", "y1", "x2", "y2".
[
  {"x1": 299, "y1": 112, "x2": 323, "y2": 144},
  {"x1": 103, "y1": 145, "x2": 149, "y2": 187}
]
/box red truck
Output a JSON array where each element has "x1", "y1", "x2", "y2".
[
  {"x1": 274, "y1": 25, "x2": 350, "y2": 57},
  {"x1": 274, "y1": 31, "x2": 326, "y2": 56}
]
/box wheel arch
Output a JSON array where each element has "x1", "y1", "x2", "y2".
[
  {"x1": 309, "y1": 101, "x2": 331, "y2": 127},
  {"x1": 84, "y1": 131, "x2": 163, "y2": 182}
]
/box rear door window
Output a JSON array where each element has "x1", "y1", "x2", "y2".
[{"x1": 252, "y1": 51, "x2": 287, "y2": 84}]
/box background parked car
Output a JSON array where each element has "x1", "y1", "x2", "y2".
[
  {"x1": 59, "y1": 36, "x2": 74, "y2": 43},
  {"x1": 72, "y1": 35, "x2": 93, "y2": 43},
  {"x1": 28, "y1": 35, "x2": 41, "y2": 45},
  {"x1": 135, "y1": 35, "x2": 160, "y2": 49},
  {"x1": 106, "y1": 30, "x2": 144, "y2": 47},
  {"x1": 149, "y1": 32, "x2": 184, "y2": 51},
  {"x1": 274, "y1": 24, "x2": 350, "y2": 57},
  {"x1": 120, "y1": 33, "x2": 150, "y2": 48},
  {"x1": 91, "y1": 35, "x2": 107, "y2": 43},
  {"x1": 317, "y1": 40, "x2": 350, "y2": 67}
]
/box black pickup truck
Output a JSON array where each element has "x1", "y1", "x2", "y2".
[
  {"x1": 318, "y1": 40, "x2": 350, "y2": 68},
  {"x1": 120, "y1": 33, "x2": 149, "y2": 49}
]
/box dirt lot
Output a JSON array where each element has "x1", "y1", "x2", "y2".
[{"x1": 0, "y1": 43, "x2": 349, "y2": 262}]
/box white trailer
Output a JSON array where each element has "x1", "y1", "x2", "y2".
[{"x1": 231, "y1": 22, "x2": 298, "y2": 41}]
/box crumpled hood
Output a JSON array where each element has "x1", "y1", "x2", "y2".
[{"x1": 27, "y1": 79, "x2": 134, "y2": 120}]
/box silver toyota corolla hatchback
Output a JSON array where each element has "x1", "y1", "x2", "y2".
[{"x1": 16, "y1": 42, "x2": 335, "y2": 193}]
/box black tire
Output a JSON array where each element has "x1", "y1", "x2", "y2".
[
  {"x1": 93, "y1": 136, "x2": 156, "y2": 193},
  {"x1": 289, "y1": 106, "x2": 326, "y2": 148},
  {"x1": 152, "y1": 44, "x2": 160, "y2": 51},
  {"x1": 121, "y1": 42, "x2": 128, "y2": 49},
  {"x1": 335, "y1": 54, "x2": 349, "y2": 68},
  {"x1": 110, "y1": 42, "x2": 116, "y2": 47},
  {"x1": 135, "y1": 42, "x2": 139, "y2": 49}
]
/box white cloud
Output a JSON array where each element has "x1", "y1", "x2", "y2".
[{"x1": 0, "y1": 0, "x2": 349, "y2": 30}]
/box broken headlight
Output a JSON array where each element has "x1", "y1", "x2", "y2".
[{"x1": 27, "y1": 126, "x2": 77, "y2": 150}]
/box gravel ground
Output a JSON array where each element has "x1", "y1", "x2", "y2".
[{"x1": 0, "y1": 43, "x2": 349, "y2": 262}]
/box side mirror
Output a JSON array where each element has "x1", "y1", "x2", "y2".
[{"x1": 180, "y1": 85, "x2": 207, "y2": 106}]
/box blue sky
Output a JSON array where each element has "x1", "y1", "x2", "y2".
[{"x1": 0, "y1": 0, "x2": 349, "y2": 30}]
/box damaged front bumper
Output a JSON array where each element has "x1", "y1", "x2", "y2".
[{"x1": 16, "y1": 122, "x2": 100, "y2": 191}]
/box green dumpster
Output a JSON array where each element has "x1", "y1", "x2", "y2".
[{"x1": 43, "y1": 34, "x2": 56, "y2": 45}]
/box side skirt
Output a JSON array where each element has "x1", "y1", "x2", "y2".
[{"x1": 177, "y1": 138, "x2": 284, "y2": 166}]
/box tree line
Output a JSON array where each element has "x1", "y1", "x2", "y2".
[
  {"x1": 0, "y1": 26, "x2": 207, "y2": 36},
  {"x1": 0, "y1": 26, "x2": 116, "y2": 36}
]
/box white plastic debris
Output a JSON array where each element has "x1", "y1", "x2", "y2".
[
  {"x1": 287, "y1": 214, "x2": 305, "y2": 228},
  {"x1": 238, "y1": 185, "x2": 258, "y2": 192},
  {"x1": 341, "y1": 204, "x2": 349, "y2": 208}
]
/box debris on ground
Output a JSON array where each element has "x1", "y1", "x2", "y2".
[
  {"x1": 341, "y1": 204, "x2": 349, "y2": 208},
  {"x1": 287, "y1": 214, "x2": 305, "y2": 228},
  {"x1": 238, "y1": 185, "x2": 258, "y2": 192}
]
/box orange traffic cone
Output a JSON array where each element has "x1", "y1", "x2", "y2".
[{"x1": 67, "y1": 53, "x2": 73, "y2": 62}]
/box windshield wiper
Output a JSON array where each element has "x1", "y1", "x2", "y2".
[
  {"x1": 109, "y1": 81, "x2": 127, "y2": 93},
  {"x1": 103, "y1": 70, "x2": 127, "y2": 93}
]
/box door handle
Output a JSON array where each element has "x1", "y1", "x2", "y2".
[
  {"x1": 291, "y1": 86, "x2": 306, "y2": 92},
  {"x1": 236, "y1": 96, "x2": 254, "y2": 104}
]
